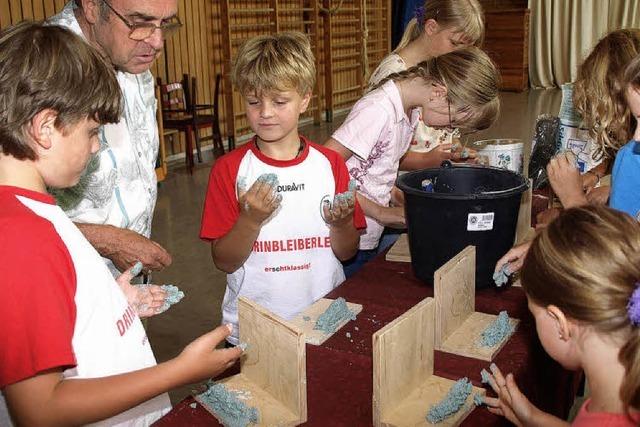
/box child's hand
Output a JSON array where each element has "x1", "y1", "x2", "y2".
[
  {"x1": 494, "y1": 240, "x2": 532, "y2": 276},
  {"x1": 483, "y1": 364, "x2": 537, "y2": 427},
  {"x1": 116, "y1": 261, "x2": 167, "y2": 318},
  {"x1": 323, "y1": 181, "x2": 356, "y2": 228},
  {"x1": 451, "y1": 143, "x2": 478, "y2": 163},
  {"x1": 390, "y1": 186, "x2": 405, "y2": 207},
  {"x1": 586, "y1": 185, "x2": 610, "y2": 205},
  {"x1": 237, "y1": 174, "x2": 282, "y2": 226},
  {"x1": 378, "y1": 205, "x2": 406, "y2": 228},
  {"x1": 174, "y1": 324, "x2": 243, "y2": 384},
  {"x1": 547, "y1": 152, "x2": 586, "y2": 208}
]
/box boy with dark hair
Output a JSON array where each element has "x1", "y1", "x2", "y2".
[{"x1": 0, "y1": 22, "x2": 240, "y2": 426}]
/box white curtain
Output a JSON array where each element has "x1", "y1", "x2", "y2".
[{"x1": 529, "y1": 0, "x2": 640, "y2": 88}]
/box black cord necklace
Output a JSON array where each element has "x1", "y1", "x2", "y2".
[{"x1": 255, "y1": 139, "x2": 305, "y2": 158}]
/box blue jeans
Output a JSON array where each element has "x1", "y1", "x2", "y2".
[{"x1": 342, "y1": 249, "x2": 378, "y2": 279}]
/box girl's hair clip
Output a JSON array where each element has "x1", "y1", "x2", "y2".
[
  {"x1": 415, "y1": 6, "x2": 426, "y2": 25},
  {"x1": 627, "y1": 283, "x2": 640, "y2": 326}
]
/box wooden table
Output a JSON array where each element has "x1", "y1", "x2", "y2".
[{"x1": 154, "y1": 252, "x2": 579, "y2": 426}]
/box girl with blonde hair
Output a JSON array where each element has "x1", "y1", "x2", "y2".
[
  {"x1": 485, "y1": 205, "x2": 640, "y2": 426},
  {"x1": 545, "y1": 29, "x2": 640, "y2": 214},
  {"x1": 326, "y1": 47, "x2": 499, "y2": 276},
  {"x1": 367, "y1": 0, "x2": 485, "y2": 167}
]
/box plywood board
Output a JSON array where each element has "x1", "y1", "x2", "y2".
[
  {"x1": 434, "y1": 246, "x2": 476, "y2": 348},
  {"x1": 373, "y1": 297, "x2": 435, "y2": 427},
  {"x1": 290, "y1": 298, "x2": 363, "y2": 345},
  {"x1": 195, "y1": 373, "x2": 300, "y2": 426},
  {"x1": 237, "y1": 297, "x2": 307, "y2": 423},
  {"x1": 385, "y1": 233, "x2": 410, "y2": 262},
  {"x1": 378, "y1": 375, "x2": 485, "y2": 427},
  {"x1": 439, "y1": 311, "x2": 520, "y2": 362}
]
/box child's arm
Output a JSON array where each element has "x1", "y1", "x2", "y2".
[
  {"x1": 483, "y1": 364, "x2": 569, "y2": 427},
  {"x1": 324, "y1": 138, "x2": 354, "y2": 161},
  {"x1": 356, "y1": 193, "x2": 405, "y2": 228},
  {"x1": 4, "y1": 325, "x2": 241, "y2": 427},
  {"x1": 325, "y1": 138, "x2": 405, "y2": 227},
  {"x1": 210, "y1": 178, "x2": 281, "y2": 273}
]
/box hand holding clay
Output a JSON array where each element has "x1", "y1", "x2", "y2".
[
  {"x1": 237, "y1": 173, "x2": 282, "y2": 226},
  {"x1": 116, "y1": 261, "x2": 167, "y2": 318},
  {"x1": 547, "y1": 151, "x2": 587, "y2": 208},
  {"x1": 494, "y1": 241, "x2": 532, "y2": 276},
  {"x1": 323, "y1": 180, "x2": 356, "y2": 228}
]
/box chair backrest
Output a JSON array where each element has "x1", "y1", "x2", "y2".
[
  {"x1": 189, "y1": 73, "x2": 222, "y2": 118},
  {"x1": 157, "y1": 75, "x2": 190, "y2": 119}
]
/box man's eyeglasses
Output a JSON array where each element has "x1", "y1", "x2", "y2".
[{"x1": 103, "y1": 1, "x2": 182, "y2": 41}]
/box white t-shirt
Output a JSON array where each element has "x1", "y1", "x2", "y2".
[
  {"x1": 49, "y1": 3, "x2": 159, "y2": 277},
  {"x1": 332, "y1": 81, "x2": 416, "y2": 250},
  {"x1": 0, "y1": 186, "x2": 170, "y2": 426},
  {"x1": 200, "y1": 137, "x2": 366, "y2": 344}
]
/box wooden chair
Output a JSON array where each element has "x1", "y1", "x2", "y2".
[
  {"x1": 157, "y1": 75, "x2": 197, "y2": 173},
  {"x1": 154, "y1": 84, "x2": 170, "y2": 181},
  {"x1": 188, "y1": 74, "x2": 226, "y2": 159}
]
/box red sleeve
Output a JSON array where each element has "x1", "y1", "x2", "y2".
[
  {"x1": 311, "y1": 140, "x2": 367, "y2": 230},
  {"x1": 200, "y1": 150, "x2": 245, "y2": 240},
  {"x1": 0, "y1": 217, "x2": 77, "y2": 388}
]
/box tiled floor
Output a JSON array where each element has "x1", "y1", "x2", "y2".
[{"x1": 146, "y1": 88, "x2": 562, "y2": 405}]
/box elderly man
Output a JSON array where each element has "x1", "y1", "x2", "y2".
[{"x1": 49, "y1": 0, "x2": 178, "y2": 275}]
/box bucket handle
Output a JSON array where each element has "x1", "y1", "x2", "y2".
[{"x1": 440, "y1": 160, "x2": 453, "y2": 169}]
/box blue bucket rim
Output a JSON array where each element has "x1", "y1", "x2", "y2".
[{"x1": 397, "y1": 163, "x2": 529, "y2": 200}]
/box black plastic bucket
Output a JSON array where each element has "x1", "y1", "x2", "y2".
[{"x1": 396, "y1": 161, "x2": 528, "y2": 288}]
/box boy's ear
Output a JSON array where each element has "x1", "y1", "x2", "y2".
[
  {"x1": 547, "y1": 304, "x2": 571, "y2": 341},
  {"x1": 299, "y1": 92, "x2": 312, "y2": 113},
  {"x1": 424, "y1": 19, "x2": 439, "y2": 36},
  {"x1": 27, "y1": 109, "x2": 59, "y2": 150}
]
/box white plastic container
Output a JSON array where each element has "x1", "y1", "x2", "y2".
[{"x1": 472, "y1": 139, "x2": 524, "y2": 174}]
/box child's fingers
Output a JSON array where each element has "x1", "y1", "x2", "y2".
[
  {"x1": 201, "y1": 324, "x2": 234, "y2": 348},
  {"x1": 115, "y1": 261, "x2": 142, "y2": 289},
  {"x1": 482, "y1": 396, "x2": 502, "y2": 409},
  {"x1": 504, "y1": 373, "x2": 527, "y2": 405}
]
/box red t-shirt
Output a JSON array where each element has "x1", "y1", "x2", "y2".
[{"x1": 0, "y1": 185, "x2": 170, "y2": 426}]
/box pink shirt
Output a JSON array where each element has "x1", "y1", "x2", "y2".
[
  {"x1": 572, "y1": 399, "x2": 640, "y2": 427},
  {"x1": 332, "y1": 80, "x2": 416, "y2": 250}
]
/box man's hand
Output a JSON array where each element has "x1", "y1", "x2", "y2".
[
  {"x1": 77, "y1": 223, "x2": 172, "y2": 273},
  {"x1": 116, "y1": 262, "x2": 166, "y2": 318}
]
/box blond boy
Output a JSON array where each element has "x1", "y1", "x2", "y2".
[{"x1": 200, "y1": 32, "x2": 365, "y2": 345}]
